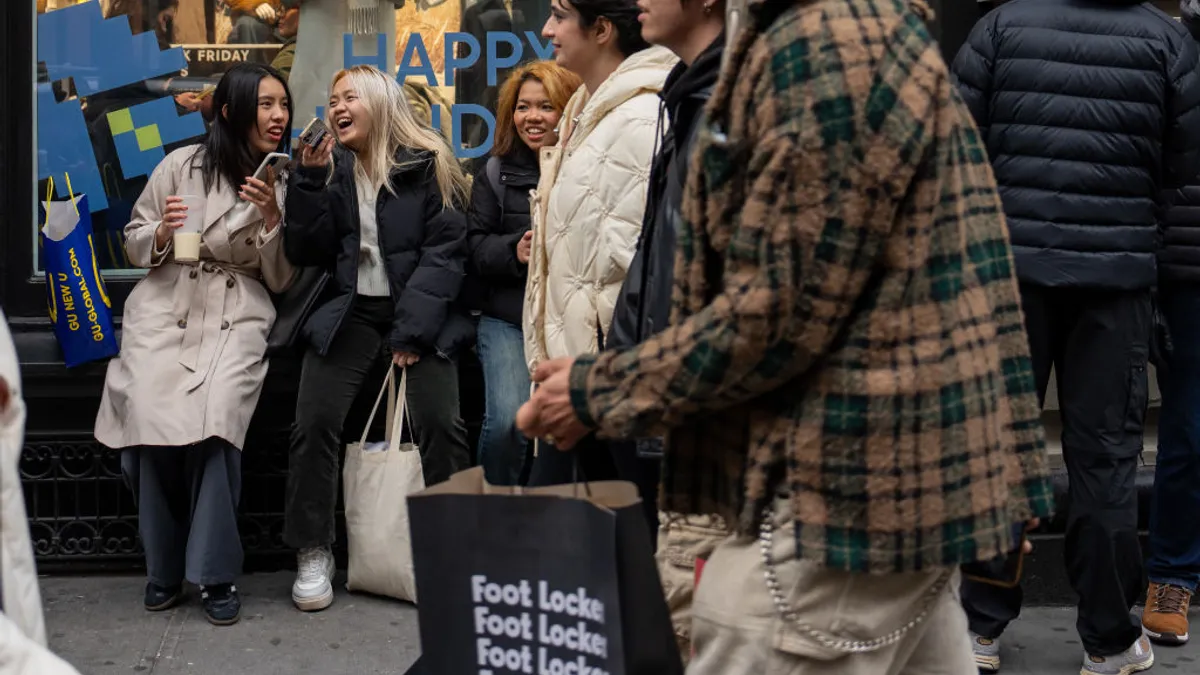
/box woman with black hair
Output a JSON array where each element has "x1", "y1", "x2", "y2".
[
  {"x1": 522, "y1": 0, "x2": 676, "y2": 485},
  {"x1": 95, "y1": 63, "x2": 297, "y2": 626}
]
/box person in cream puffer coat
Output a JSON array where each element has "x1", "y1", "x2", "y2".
[
  {"x1": 524, "y1": 45, "x2": 678, "y2": 376},
  {"x1": 0, "y1": 310, "x2": 81, "y2": 675}
]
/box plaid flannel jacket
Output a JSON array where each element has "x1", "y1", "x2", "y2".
[{"x1": 568, "y1": 0, "x2": 1054, "y2": 573}]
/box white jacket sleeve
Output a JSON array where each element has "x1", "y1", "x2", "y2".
[{"x1": 0, "y1": 612, "x2": 81, "y2": 675}]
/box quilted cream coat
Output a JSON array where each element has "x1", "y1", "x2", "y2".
[{"x1": 523, "y1": 46, "x2": 678, "y2": 373}]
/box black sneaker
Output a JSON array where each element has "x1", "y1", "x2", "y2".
[
  {"x1": 144, "y1": 582, "x2": 183, "y2": 611},
  {"x1": 200, "y1": 583, "x2": 241, "y2": 626}
]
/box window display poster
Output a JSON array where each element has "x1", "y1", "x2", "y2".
[{"x1": 35, "y1": 0, "x2": 554, "y2": 272}]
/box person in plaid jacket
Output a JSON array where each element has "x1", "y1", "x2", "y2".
[{"x1": 517, "y1": 0, "x2": 1053, "y2": 672}]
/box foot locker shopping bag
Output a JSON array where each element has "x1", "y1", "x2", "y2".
[{"x1": 408, "y1": 468, "x2": 683, "y2": 675}]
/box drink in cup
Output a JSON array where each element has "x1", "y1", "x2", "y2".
[{"x1": 174, "y1": 195, "x2": 206, "y2": 262}]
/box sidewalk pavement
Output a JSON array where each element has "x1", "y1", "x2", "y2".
[{"x1": 42, "y1": 573, "x2": 1200, "y2": 674}]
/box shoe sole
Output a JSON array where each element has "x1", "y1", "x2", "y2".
[
  {"x1": 1144, "y1": 627, "x2": 1189, "y2": 646},
  {"x1": 1078, "y1": 653, "x2": 1154, "y2": 675},
  {"x1": 205, "y1": 609, "x2": 241, "y2": 626},
  {"x1": 293, "y1": 588, "x2": 334, "y2": 612},
  {"x1": 144, "y1": 593, "x2": 183, "y2": 612},
  {"x1": 975, "y1": 654, "x2": 1000, "y2": 673}
]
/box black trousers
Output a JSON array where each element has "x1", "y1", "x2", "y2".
[
  {"x1": 963, "y1": 285, "x2": 1150, "y2": 657},
  {"x1": 283, "y1": 297, "x2": 471, "y2": 550},
  {"x1": 526, "y1": 435, "x2": 661, "y2": 541}
]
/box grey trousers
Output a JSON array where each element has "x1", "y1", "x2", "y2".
[{"x1": 121, "y1": 441, "x2": 243, "y2": 586}]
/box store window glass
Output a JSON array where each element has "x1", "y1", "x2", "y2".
[{"x1": 35, "y1": 0, "x2": 550, "y2": 275}]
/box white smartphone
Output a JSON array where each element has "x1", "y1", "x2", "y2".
[{"x1": 253, "y1": 152, "x2": 291, "y2": 182}]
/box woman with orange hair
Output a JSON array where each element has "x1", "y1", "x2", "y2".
[{"x1": 462, "y1": 61, "x2": 581, "y2": 485}]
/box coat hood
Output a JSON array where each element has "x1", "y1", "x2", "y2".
[{"x1": 561, "y1": 46, "x2": 678, "y2": 149}]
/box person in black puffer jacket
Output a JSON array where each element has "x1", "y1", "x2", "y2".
[
  {"x1": 1142, "y1": 0, "x2": 1200, "y2": 652},
  {"x1": 462, "y1": 61, "x2": 581, "y2": 486},
  {"x1": 282, "y1": 65, "x2": 474, "y2": 613},
  {"x1": 952, "y1": 1, "x2": 1200, "y2": 670}
]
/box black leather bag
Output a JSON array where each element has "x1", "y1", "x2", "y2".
[{"x1": 267, "y1": 266, "x2": 330, "y2": 355}]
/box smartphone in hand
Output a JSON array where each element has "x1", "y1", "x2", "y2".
[
  {"x1": 254, "y1": 152, "x2": 291, "y2": 183},
  {"x1": 962, "y1": 522, "x2": 1028, "y2": 588},
  {"x1": 299, "y1": 117, "x2": 330, "y2": 149}
]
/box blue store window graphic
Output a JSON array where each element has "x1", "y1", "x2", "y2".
[{"x1": 37, "y1": 2, "x2": 205, "y2": 272}]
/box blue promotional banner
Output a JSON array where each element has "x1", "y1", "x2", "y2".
[{"x1": 41, "y1": 189, "x2": 119, "y2": 369}]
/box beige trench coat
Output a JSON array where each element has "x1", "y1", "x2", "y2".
[{"x1": 95, "y1": 146, "x2": 296, "y2": 450}]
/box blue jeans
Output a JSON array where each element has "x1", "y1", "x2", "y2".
[
  {"x1": 476, "y1": 316, "x2": 531, "y2": 485},
  {"x1": 1147, "y1": 286, "x2": 1200, "y2": 592}
]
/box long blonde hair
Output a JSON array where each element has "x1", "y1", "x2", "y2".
[{"x1": 329, "y1": 65, "x2": 469, "y2": 209}]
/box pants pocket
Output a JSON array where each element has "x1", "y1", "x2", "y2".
[{"x1": 1122, "y1": 360, "x2": 1149, "y2": 437}]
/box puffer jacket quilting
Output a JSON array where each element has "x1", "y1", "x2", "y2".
[
  {"x1": 951, "y1": 0, "x2": 1200, "y2": 290},
  {"x1": 523, "y1": 46, "x2": 678, "y2": 372}
]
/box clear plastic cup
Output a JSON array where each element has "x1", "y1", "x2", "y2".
[{"x1": 173, "y1": 195, "x2": 206, "y2": 262}]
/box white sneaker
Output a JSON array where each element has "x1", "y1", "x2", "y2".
[
  {"x1": 1080, "y1": 633, "x2": 1154, "y2": 675},
  {"x1": 292, "y1": 546, "x2": 335, "y2": 611},
  {"x1": 971, "y1": 631, "x2": 1001, "y2": 672}
]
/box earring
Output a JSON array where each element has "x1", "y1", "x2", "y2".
[{"x1": 704, "y1": 3, "x2": 713, "y2": 13}]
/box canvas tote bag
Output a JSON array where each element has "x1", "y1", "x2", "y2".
[{"x1": 343, "y1": 365, "x2": 424, "y2": 603}]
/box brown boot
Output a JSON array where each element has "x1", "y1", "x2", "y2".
[{"x1": 1142, "y1": 582, "x2": 1192, "y2": 646}]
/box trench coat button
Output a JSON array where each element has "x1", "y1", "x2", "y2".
[
  {"x1": 189, "y1": 270, "x2": 197, "y2": 279},
  {"x1": 226, "y1": 278, "x2": 235, "y2": 288},
  {"x1": 177, "y1": 319, "x2": 187, "y2": 329},
  {"x1": 245, "y1": 237, "x2": 254, "y2": 245},
  {"x1": 221, "y1": 321, "x2": 230, "y2": 330}
]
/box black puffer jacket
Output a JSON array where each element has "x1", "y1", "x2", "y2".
[
  {"x1": 607, "y1": 35, "x2": 723, "y2": 351},
  {"x1": 284, "y1": 145, "x2": 474, "y2": 357},
  {"x1": 952, "y1": 0, "x2": 1200, "y2": 290},
  {"x1": 462, "y1": 144, "x2": 540, "y2": 326},
  {"x1": 1163, "y1": 3, "x2": 1200, "y2": 285}
]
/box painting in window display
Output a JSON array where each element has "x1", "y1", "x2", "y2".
[{"x1": 34, "y1": 0, "x2": 550, "y2": 273}]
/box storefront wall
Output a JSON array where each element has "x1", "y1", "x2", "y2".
[{"x1": 0, "y1": 0, "x2": 1087, "y2": 570}]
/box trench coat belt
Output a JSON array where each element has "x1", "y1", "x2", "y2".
[{"x1": 175, "y1": 260, "x2": 255, "y2": 392}]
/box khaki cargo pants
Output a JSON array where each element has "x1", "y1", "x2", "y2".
[
  {"x1": 655, "y1": 512, "x2": 729, "y2": 663},
  {"x1": 686, "y1": 498, "x2": 977, "y2": 675}
]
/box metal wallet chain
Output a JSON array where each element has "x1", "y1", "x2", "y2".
[{"x1": 758, "y1": 504, "x2": 954, "y2": 653}]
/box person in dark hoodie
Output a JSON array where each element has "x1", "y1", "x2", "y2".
[
  {"x1": 1143, "y1": 0, "x2": 1200, "y2": 651},
  {"x1": 602, "y1": 0, "x2": 722, "y2": 661},
  {"x1": 952, "y1": 1, "x2": 1200, "y2": 672}
]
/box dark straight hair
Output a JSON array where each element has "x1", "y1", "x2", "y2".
[
  {"x1": 564, "y1": 0, "x2": 651, "y2": 57},
  {"x1": 196, "y1": 63, "x2": 294, "y2": 193}
]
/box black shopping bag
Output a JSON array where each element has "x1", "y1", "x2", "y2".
[{"x1": 408, "y1": 467, "x2": 683, "y2": 675}]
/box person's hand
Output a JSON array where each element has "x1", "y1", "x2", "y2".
[
  {"x1": 174, "y1": 92, "x2": 202, "y2": 112},
  {"x1": 241, "y1": 168, "x2": 282, "y2": 230},
  {"x1": 393, "y1": 350, "x2": 421, "y2": 368},
  {"x1": 1021, "y1": 518, "x2": 1040, "y2": 554},
  {"x1": 300, "y1": 136, "x2": 335, "y2": 169},
  {"x1": 255, "y1": 3, "x2": 277, "y2": 22},
  {"x1": 516, "y1": 230, "x2": 533, "y2": 264},
  {"x1": 516, "y1": 357, "x2": 589, "y2": 449},
  {"x1": 155, "y1": 196, "x2": 190, "y2": 248}
]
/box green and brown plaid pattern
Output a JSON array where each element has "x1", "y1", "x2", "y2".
[{"x1": 569, "y1": 0, "x2": 1053, "y2": 573}]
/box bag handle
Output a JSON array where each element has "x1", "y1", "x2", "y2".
[
  {"x1": 358, "y1": 365, "x2": 397, "y2": 448},
  {"x1": 44, "y1": 173, "x2": 80, "y2": 219},
  {"x1": 388, "y1": 369, "x2": 412, "y2": 452}
]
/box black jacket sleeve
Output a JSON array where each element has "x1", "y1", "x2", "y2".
[
  {"x1": 466, "y1": 165, "x2": 526, "y2": 279},
  {"x1": 389, "y1": 177, "x2": 468, "y2": 354},
  {"x1": 1164, "y1": 34, "x2": 1200, "y2": 190},
  {"x1": 951, "y1": 13, "x2": 998, "y2": 137},
  {"x1": 283, "y1": 163, "x2": 339, "y2": 267}
]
